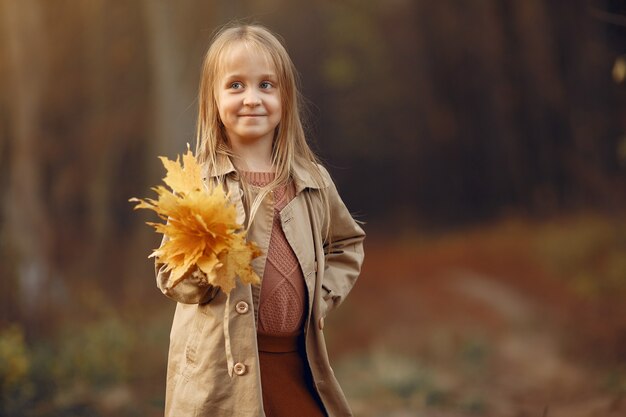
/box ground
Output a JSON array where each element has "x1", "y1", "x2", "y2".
[
  {"x1": 2, "y1": 213, "x2": 624, "y2": 416},
  {"x1": 325, "y1": 215, "x2": 626, "y2": 417}
]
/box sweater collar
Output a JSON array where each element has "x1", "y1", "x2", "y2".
[{"x1": 202, "y1": 154, "x2": 328, "y2": 194}]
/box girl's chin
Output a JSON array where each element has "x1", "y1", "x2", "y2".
[{"x1": 229, "y1": 133, "x2": 275, "y2": 144}]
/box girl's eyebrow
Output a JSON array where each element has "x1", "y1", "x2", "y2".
[{"x1": 223, "y1": 73, "x2": 277, "y2": 80}]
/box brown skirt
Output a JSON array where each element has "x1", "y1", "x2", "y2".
[{"x1": 257, "y1": 332, "x2": 327, "y2": 417}]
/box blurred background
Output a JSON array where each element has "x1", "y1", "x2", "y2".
[{"x1": 1, "y1": 0, "x2": 625, "y2": 416}]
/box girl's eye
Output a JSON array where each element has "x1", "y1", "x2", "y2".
[
  {"x1": 260, "y1": 81, "x2": 273, "y2": 89},
  {"x1": 230, "y1": 82, "x2": 243, "y2": 90}
]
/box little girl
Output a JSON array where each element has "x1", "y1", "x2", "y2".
[{"x1": 156, "y1": 23, "x2": 365, "y2": 417}]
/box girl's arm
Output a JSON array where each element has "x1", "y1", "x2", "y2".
[
  {"x1": 320, "y1": 170, "x2": 366, "y2": 315},
  {"x1": 155, "y1": 235, "x2": 219, "y2": 304}
]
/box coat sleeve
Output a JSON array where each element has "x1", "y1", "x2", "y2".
[
  {"x1": 319, "y1": 169, "x2": 366, "y2": 314},
  {"x1": 155, "y1": 234, "x2": 219, "y2": 304}
]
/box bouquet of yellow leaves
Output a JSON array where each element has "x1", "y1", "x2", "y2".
[{"x1": 130, "y1": 148, "x2": 261, "y2": 294}]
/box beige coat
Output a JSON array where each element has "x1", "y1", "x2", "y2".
[{"x1": 156, "y1": 158, "x2": 365, "y2": 417}]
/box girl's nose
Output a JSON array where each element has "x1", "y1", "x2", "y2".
[{"x1": 243, "y1": 90, "x2": 261, "y2": 107}]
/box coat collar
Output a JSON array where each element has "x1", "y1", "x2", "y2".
[{"x1": 202, "y1": 154, "x2": 328, "y2": 194}]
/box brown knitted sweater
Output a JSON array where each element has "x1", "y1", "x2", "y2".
[{"x1": 240, "y1": 171, "x2": 306, "y2": 335}]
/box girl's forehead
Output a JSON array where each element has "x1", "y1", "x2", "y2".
[{"x1": 218, "y1": 41, "x2": 277, "y2": 76}]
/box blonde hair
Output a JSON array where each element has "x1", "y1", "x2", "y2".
[{"x1": 195, "y1": 23, "x2": 330, "y2": 237}]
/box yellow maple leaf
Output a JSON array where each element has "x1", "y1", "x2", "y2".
[
  {"x1": 159, "y1": 149, "x2": 203, "y2": 195},
  {"x1": 212, "y1": 235, "x2": 263, "y2": 294},
  {"x1": 130, "y1": 148, "x2": 261, "y2": 292}
]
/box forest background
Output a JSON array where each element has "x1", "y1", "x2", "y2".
[{"x1": 1, "y1": 0, "x2": 625, "y2": 416}]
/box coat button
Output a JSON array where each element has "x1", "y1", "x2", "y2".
[
  {"x1": 318, "y1": 317, "x2": 324, "y2": 330},
  {"x1": 233, "y1": 362, "x2": 246, "y2": 376},
  {"x1": 235, "y1": 301, "x2": 249, "y2": 314}
]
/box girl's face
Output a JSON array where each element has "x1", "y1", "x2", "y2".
[{"x1": 215, "y1": 43, "x2": 282, "y2": 150}]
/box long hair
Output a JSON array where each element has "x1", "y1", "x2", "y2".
[{"x1": 195, "y1": 23, "x2": 330, "y2": 238}]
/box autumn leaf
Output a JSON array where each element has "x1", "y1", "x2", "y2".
[
  {"x1": 213, "y1": 235, "x2": 263, "y2": 294},
  {"x1": 129, "y1": 147, "x2": 261, "y2": 293},
  {"x1": 159, "y1": 149, "x2": 203, "y2": 195}
]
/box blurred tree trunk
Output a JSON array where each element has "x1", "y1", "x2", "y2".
[
  {"x1": 1, "y1": 0, "x2": 54, "y2": 326},
  {"x1": 82, "y1": 0, "x2": 109, "y2": 261},
  {"x1": 141, "y1": 0, "x2": 196, "y2": 158}
]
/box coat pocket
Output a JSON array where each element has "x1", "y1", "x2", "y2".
[
  {"x1": 181, "y1": 304, "x2": 207, "y2": 377},
  {"x1": 321, "y1": 283, "x2": 334, "y2": 314}
]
